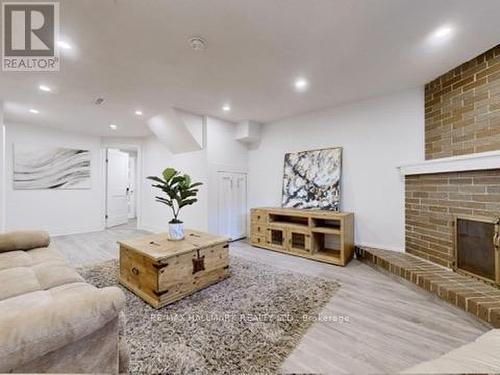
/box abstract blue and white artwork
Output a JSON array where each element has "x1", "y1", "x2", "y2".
[
  {"x1": 13, "y1": 145, "x2": 91, "y2": 190},
  {"x1": 281, "y1": 147, "x2": 342, "y2": 211}
]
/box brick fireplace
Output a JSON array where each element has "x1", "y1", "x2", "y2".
[
  {"x1": 405, "y1": 43, "x2": 500, "y2": 276},
  {"x1": 405, "y1": 169, "x2": 500, "y2": 269},
  {"x1": 359, "y1": 44, "x2": 500, "y2": 327}
]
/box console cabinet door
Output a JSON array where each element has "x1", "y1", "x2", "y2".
[
  {"x1": 287, "y1": 229, "x2": 311, "y2": 253},
  {"x1": 266, "y1": 227, "x2": 286, "y2": 250}
]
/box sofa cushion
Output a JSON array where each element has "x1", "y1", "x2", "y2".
[
  {"x1": 0, "y1": 268, "x2": 43, "y2": 301},
  {"x1": 32, "y1": 261, "x2": 84, "y2": 289},
  {"x1": 0, "y1": 246, "x2": 83, "y2": 301},
  {"x1": 0, "y1": 251, "x2": 32, "y2": 271},
  {"x1": 27, "y1": 245, "x2": 67, "y2": 264},
  {"x1": 0, "y1": 245, "x2": 65, "y2": 271},
  {"x1": 0, "y1": 231, "x2": 50, "y2": 253},
  {"x1": 402, "y1": 329, "x2": 500, "y2": 374}
]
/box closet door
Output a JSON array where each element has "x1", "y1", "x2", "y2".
[
  {"x1": 217, "y1": 172, "x2": 248, "y2": 240},
  {"x1": 217, "y1": 172, "x2": 233, "y2": 239}
]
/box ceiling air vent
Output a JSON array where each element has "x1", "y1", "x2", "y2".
[{"x1": 189, "y1": 36, "x2": 207, "y2": 51}]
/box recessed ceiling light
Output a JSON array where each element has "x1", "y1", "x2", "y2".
[
  {"x1": 222, "y1": 104, "x2": 231, "y2": 112},
  {"x1": 434, "y1": 26, "x2": 453, "y2": 38},
  {"x1": 135, "y1": 110, "x2": 143, "y2": 116},
  {"x1": 428, "y1": 25, "x2": 455, "y2": 45},
  {"x1": 294, "y1": 78, "x2": 309, "y2": 92},
  {"x1": 39, "y1": 84, "x2": 51, "y2": 92},
  {"x1": 109, "y1": 124, "x2": 117, "y2": 130},
  {"x1": 29, "y1": 109, "x2": 39, "y2": 114},
  {"x1": 57, "y1": 41, "x2": 72, "y2": 50}
]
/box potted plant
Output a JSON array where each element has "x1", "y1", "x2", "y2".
[{"x1": 147, "y1": 167, "x2": 203, "y2": 240}]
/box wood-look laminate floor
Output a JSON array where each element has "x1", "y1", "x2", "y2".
[{"x1": 54, "y1": 226, "x2": 489, "y2": 374}]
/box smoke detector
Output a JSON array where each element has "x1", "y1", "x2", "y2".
[
  {"x1": 94, "y1": 97, "x2": 105, "y2": 105},
  {"x1": 189, "y1": 36, "x2": 207, "y2": 51}
]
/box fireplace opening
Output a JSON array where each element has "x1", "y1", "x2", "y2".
[{"x1": 454, "y1": 216, "x2": 499, "y2": 285}]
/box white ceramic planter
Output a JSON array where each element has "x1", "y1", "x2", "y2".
[{"x1": 168, "y1": 222, "x2": 185, "y2": 241}]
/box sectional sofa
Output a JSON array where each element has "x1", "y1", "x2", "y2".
[{"x1": 0, "y1": 231, "x2": 128, "y2": 373}]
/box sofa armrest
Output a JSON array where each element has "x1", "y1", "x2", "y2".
[
  {"x1": 0, "y1": 284, "x2": 125, "y2": 372},
  {"x1": 0, "y1": 231, "x2": 50, "y2": 253}
]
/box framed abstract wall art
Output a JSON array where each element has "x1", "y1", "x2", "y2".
[
  {"x1": 281, "y1": 147, "x2": 342, "y2": 210},
  {"x1": 13, "y1": 145, "x2": 91, "y2": 190}
]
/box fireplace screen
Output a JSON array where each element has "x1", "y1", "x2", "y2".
[{"x1": 455, "y1": 216, "x2": 499, "y2": 284}]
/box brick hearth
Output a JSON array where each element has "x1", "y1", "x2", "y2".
[{"x1": 357, "y1": 246, "x2": 500, "y2": 328}]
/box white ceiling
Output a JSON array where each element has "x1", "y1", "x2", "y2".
[{"x1": 1, "y1": 0, "x2": 499, "y2": 137}]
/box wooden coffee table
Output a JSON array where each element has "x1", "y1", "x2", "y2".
[{"x1": 118, "y1": 230, "x2": 229, "y2": 309}]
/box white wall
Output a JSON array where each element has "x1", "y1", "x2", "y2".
[
  {"x1": 5, "y1": 123, "x2": 105, "y2": 235},
  {"x1": 206, "y1": 117, "x2": 249, "y2": 233},
  {"x1": 206, "y1": 117, "x2": 248, "y2": 168},
  {"x1": 181, "y1": 111, "x2": 204, "y2": 148},
  {"x1": 1, "y1": 114, "x2": 248, "y2": 236},
  {"x1": 140, "y1": 136, "x2": 209, "y2": 233},
  {"x1": 140, "y1": 116, "x2": 250, "y2": 235},
  {"x1": 248, "y1": 88, "x2": 425, "y2": 251},
  {"x1": 1, "y1": 89, "x2": 423, "y2": 247},
  {"x1": 0, "y1": 103, "x2": 5, "y2": 232}
]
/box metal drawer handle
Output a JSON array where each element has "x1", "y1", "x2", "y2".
[{"x1": 131, "y1": 267, "x2": 139, "y2": 276}]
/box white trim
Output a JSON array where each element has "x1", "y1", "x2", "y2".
[
  {"x1": 48, "y1": 224, "x2": 105, "y2": 237},
  {"x1": 138, "y1": 223, "x2": 164, "y2": 234},
  {"x1": 398, "y1": 150, "x2": 500, "y2": 176},
  {"x1": 100, "y1": 143, "x2": 144, "y2": 229}
]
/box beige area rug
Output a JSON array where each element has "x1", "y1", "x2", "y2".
[{"x1": 78, "y1": 255, "x2": 339, "y2": 374}]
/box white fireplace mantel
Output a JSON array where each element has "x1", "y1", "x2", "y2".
[{"x1": 398, "y1": 150, "x2": 500, "y2": 176}]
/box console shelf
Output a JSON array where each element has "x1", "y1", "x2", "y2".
[
  {"x1": 250, "y1": 207, "x2": 354, "y2": 266},
  {"x1": 311, "y1": 227, "x2": 341, "y2": 235}
]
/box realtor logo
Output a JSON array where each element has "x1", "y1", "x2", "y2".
[{"x1": 2, "y1": 2, "x2": 60, "y2": 71}]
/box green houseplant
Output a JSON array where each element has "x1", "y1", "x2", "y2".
[{"x1": 147, "y1": 167, "x2": 203, "y2": 240}]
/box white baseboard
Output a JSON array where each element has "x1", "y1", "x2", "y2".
[
  {"x1": 138, "y1": 223, "x2": 164, "y2": 233},
  {"x1": 50, "y1": 224, "x2": 105, "y2": 237}
]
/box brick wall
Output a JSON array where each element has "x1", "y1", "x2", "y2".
[
  {"x1": 425, "y1": 44, "x2": 500, "y2": 160},
  {"x1": 405, "y1": 170, "x2": 500, "y2": 267}
]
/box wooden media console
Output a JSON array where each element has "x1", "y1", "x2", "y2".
[{"x1": 250, "y1": 207, "x2": 354, "y2": 266}]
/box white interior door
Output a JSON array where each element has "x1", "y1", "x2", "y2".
[
  {"x1": 217, "y1": 172, "x2": 247, "y2": 240},
  {"x1": 106, "y1": 149, "x2": 130, "y2": 228},
  {"x1": 128, "y1": 156, "x2": 137, "y2": 219}
]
